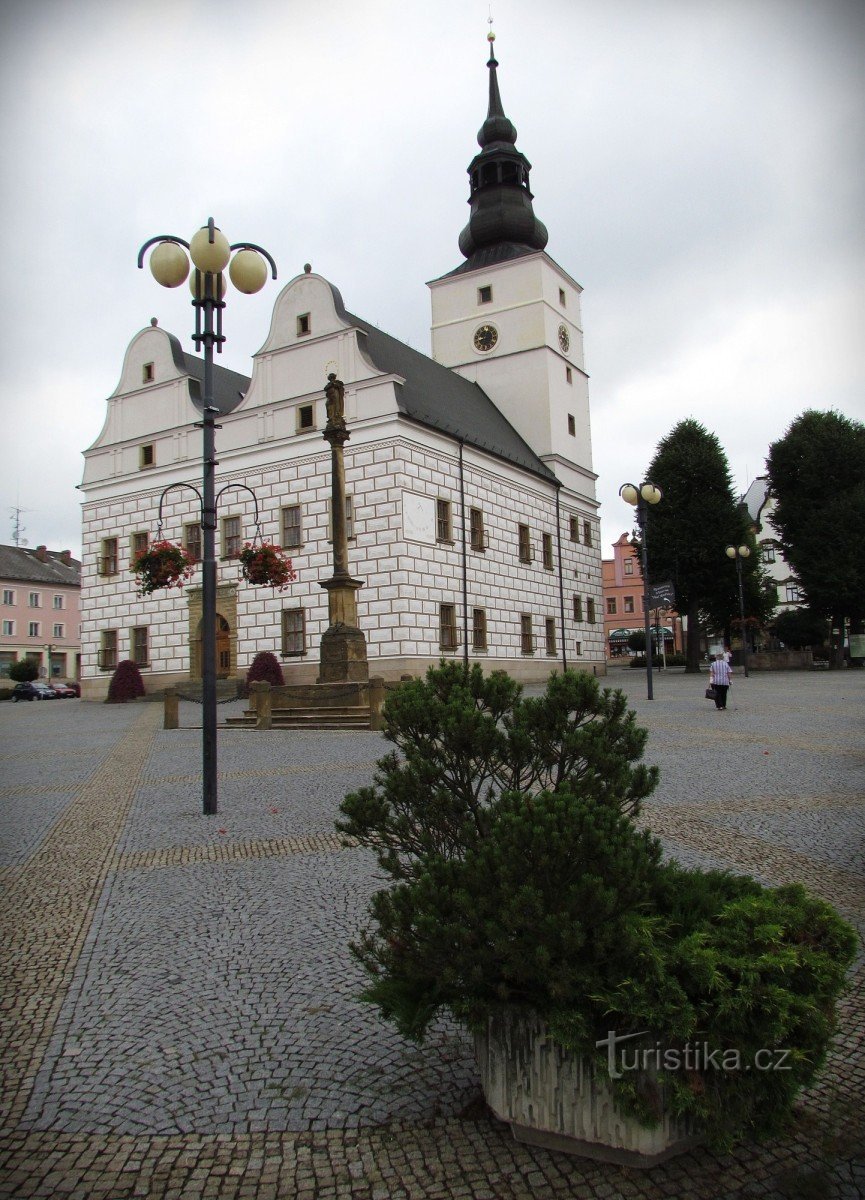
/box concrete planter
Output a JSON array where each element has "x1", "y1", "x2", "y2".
[{"x1": 475, "y1": 1011, "x2": 701, "y2": 1167}]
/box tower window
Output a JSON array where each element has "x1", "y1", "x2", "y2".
[
  {"x1": 297, "y1": 313, "x2": 311, "y2": 336},
  {"x1": 143, "y1": 362, "x2": 155, "y2": 383},
  {"x1": 501, "y1": 162, "x2": 519, "y2": 185},
  {"x1": 481, "y1": 162, "x2": 498, "y2": 186},
  {"x1": 140, "y1": 444, "x2": 155, "y2": 468},
  {"x1": 566, "y1": 366, "x2": 572, "y2": 384},
  {"x1": 559, "y1": 288, "x2": 566, "y2": 306},
  {"x1": 478, "y1": 285, "x2": 492, "y2": 305},
  {"x1": 297, "y1": 404, "x2": 315, "y2": 432},
  {"x1": 567, "y1": 414, "x2": 576, "y2": 437}
]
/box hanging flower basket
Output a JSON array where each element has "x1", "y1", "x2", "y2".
[
  {"x1": 239, "y1": 542, "x2": 296, "y2": 592},
  {"x1": 131, "y1": 540, "x2": 196, "y2": 596}
]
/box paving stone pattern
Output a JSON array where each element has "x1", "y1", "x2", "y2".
[{"x1": 0, "y1": 669, "x2": 863, "y2": 1198}]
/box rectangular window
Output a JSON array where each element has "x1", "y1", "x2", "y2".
[
  {"x1": 436, "y1": 499, "x2": 452, "y2": 543},
  {"x1": 583, "y1": 520, "x2": 593, "y2": 548},
  {"x1": 545, "y1": 617, "x2": 557, "y2": 656},
  {"x1": 49, "y1": 652, "x2": 65, "y2": 678},
  {"x1": 142, "y1": 362, "x2": 154, "y2": 383},
  {"x1": 53, "y1": 594, "x2": 64, "y2": 610},
  {"x1": 574, "y1": 640, "x2": 582, "y2": 656},
  {"x1": 326, "y1": 495, "x2": 355, "y2": 541},
  {"x1": 520, "y1": 613, "x2": 534, "y2": 654},
  {"x1": 282, "y1": 608, "x2": 306, "y2": 656},
  {"x1": 470, "y1": 507, "x2": 485, "y2": 551},
  {"x1": 297, "y1": 404, "x2": 315, "y2": 432},
  {"x1": 607, "y1": 597, "x2": 617, "y2": 615},
  {"x1": 222, "y1": 516, "x2": 242, "y2": 558},
  {"x1": 785, "y1": 583, "x2": 803, "y2": 603},
  {"x1": 586, "y1": 598, "x2": 596, "y2": 624},
  {"x1": 762, "y1": 545, "x2": 776, "y2": 564},
  {"x1": 573, "y1": 595, "x2": 583, "y2": 622},
  {"x1": 569, "y1": 516, "x2": 580, "y2": 543},
  {"x1": 99, "y1": 630, "x2": 118, "y2": 671},
  {"x1": 624, "y1": 596, "x2": 635, "y2": 614},
  {"x1": 28, "y1": 592, "x2": 41, "y2": 608},
  {"x1": 0, "y1": 651, "x2": 16, "y2": 675},
  {"x1": 439, "y1": 603, "x2": 458, "y2": 650},
  {"x1": 2, "y1": 620, "x2": 14, "y2": 636},
  {"x1": 28, "y1": 621, "x2": 40, "y2": 637},
  {"x1": 566, "y1": 366, "x2": 573, "y2": 384},
  {"x1": 131, "y1": 626, "x2": 149, "y2": 667},
  {"x1": 131, "y1": 531, "x2": 149, "y2": 561},
  {"x1": 99, "y1": 538, "x2": 119, "y2": 576},
  {"x1": 567, "y1": 414, "x2": 576, "y2": 436},
  {"x1": 297, "y1": 313, "x2": 311, "y2": 336},
  {"x1": 559, "y1": 288, "x2": 566, "y2": 306},
  {"x1": 624, "y1": 558, "x2": 634, "y2": 576},
  {"x1": 478, "y1": 285, "x2": 493, "y2": 304},
  {"x1": 53, "y1": 623, "x2": 65, "y2": 638},
  {"x1": 281, "y1": 504, "x2": 302, "y2": 549},
  {"x1": 542, "y1": 532, "x2": 553, "y2": 570},
  {"x1": 139, "y1": 444, "x2": 155, "y2": 468},
  {"x1": 472, "y1": 608, "x2": 487, "y2": 650},
  {"x1": 184, "y1": 523, "x2": 202, "y2": 563},
  {"x1": 518, "y1": 524, "x2": 532, "y2": 563},
  {"x1": 3, "y1": 589, "x2": 14, "y2": 605}
]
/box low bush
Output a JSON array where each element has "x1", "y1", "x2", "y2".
[
  {"x1": 8, "y1": 659, "x2": 39, "y2": 682},
  {"x1": 106, "y1": 660, "x2": 146, "y2": 703},
  {"x1": 246, "y1": 651, "x2": 285, "y2": 688}
]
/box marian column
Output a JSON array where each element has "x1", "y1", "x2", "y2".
[{"x1": 318, "y1": 373, "x2": 369, "y2": 683}]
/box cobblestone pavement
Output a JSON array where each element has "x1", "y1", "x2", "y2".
[{"x1": 0, "y1": 669, "x2": 863, "y2": 1199}]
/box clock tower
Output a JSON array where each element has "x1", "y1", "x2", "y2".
[{"x1": 429, "y1": 33, "x2": 595, "y2": 500}]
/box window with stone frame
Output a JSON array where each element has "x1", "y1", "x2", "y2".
[
  {"x1": 296, "y1": 404, "x2": 315, "y2": 432},
  {"x1": 470, "y1": 507, "x2": 485, "y2": 552},
  {"x1": 99, "y1": 537, "x2": 119, "y2": 576},
  {"x1": 28, "y1": 622, "x2": 40, "y2": 637},
  {"x1": 520, "y1": 613, "x2": 534, "y2": 654},
  {"x1": 542, "y1": 532, "x2": 554, "y2": 571},
  {"x1": 586, "y1": 597, "x2": 596, "y2": 624},
  {"x1": 3, "y1": 589, "x2": 15, "y2": 605},
  {"x1": 2, "y1": 620, "x2": 14, "y2": 636},
  {"x1": 545, "y1": 617, "x2": 557, "y2": 656},
  {"x1": 99, "y1": 629, "x2": 118, "y2": 671},
  {"x1": 472, "y1": 607, "x2": 487, "y2": 650},
  {"x1": 53, "y1": 623, "x2": 64, "y2": 638},
  {"x1": 569, "y1": 516, "x2": 580, "y2": 543},
  {"x1": 131, "y1": 626, "x2": 149, "y2": 667},
  {"x1": 607, "y1": 597, "x2": 617, "y2": 615},
  {"x1": 624, "y1": 558, "x2": 634, "y2": 576},
  {"x1": 439, "y1": 603, "x2": 458, "y2": 650},
  {"x1": 326, "y1": 496, "x2": 355, "y2": 541},
  {"x1": 53, "y1": 594, "x2": 64, "y2": 610},
  {"x1": 221, "y1": 515, "x2": 242, "y2": 559},
  {"x1": 281, "y1": 504, "x2": 302, "y2": 550},
  {"x1": 762, "y1": 544, "x2": 777, "y2": 564},
  {"x1": 574, "y1": 640, "x2": 582, "y2": 655},
  {"x1": 28, "y1": 591, "x2": 41, "y2": 607},
  {"x1": 131, "y1": 531, "x2": 149, "y2": 561},
  {"x1": 624, "y1": 596, "x2": 635, "y2": 614},
  {"x1": 184, "y1": 523, "x2": 202, "y2": 563},
  {"x1": 436, "y1": 499, "x2": 453, "y2": 543},
  {"x1": 518, "y1": 524, "x2": 532, "y2": 563},
  {"x1": 282, "y1": 608, "x2": 306, "y2": 656},
  {"x1": 573, "y1": 595, "x2": 583, "y2": 622},
  {"x1": 582, "y1": 520, "x2": 593, "y2": 548},
  {"x1": 785, "y1": 582, "x2": 803, "y2": 603}
]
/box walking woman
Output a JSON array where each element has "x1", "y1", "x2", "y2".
[{"x1": 709, "y1": 652, "x2": 733, "y2": 710}]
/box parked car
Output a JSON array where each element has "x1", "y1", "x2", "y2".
[
  {"x1": 50, "y1": 682, "x2": 78, "y2": 698},
  {"x1": 63, "y1": 680, "x2": 82, "y2": 697},
  {"x1": 12, "y1": 681, "x2": 57, "y2": 701}
]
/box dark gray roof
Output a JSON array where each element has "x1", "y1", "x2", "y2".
[
  {"x1": 0, "y1": 545, "x2": 81, "y2": 586},
  {"x1": 164, "y1": 332, "x2": 250, "y2": 415},
  {"x1": 435, "y1": 241, "x2": 538, "y2": 279},
  {"x1": 340, "y1": 302, "x2": 557, "y2": 483}
]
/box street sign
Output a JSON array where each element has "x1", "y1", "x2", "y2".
[{"x1": 648, "y1": 580, "x2": 676, "y2": 608}]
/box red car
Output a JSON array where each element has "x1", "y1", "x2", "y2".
[{"x1": 50, "y1": 682, "x2": 78, "y2": 698}]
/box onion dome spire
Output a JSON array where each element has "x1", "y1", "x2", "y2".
[{"x1": 458, "y1": 30, "x2": 548, "y2": 262}]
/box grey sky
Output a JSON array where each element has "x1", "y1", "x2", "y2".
[{"x1": 1, "y1": 0, "x2": 862, "y2": 561}]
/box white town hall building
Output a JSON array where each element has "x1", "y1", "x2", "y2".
[{"x1": 79, "y1": 42, "x2": 605, "y2": 699}]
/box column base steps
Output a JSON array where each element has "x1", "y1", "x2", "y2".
[{"x1": 224, "y1": 705, "x2": 372, "y2": 731}]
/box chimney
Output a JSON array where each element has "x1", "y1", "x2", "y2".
[
  {"x1": 36, "y1": 545, "x2": 49, "y2": 562},
  {"x1": 59, "y1": 550, "x2": 73, "y2": 566}
]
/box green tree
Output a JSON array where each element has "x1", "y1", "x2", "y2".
[
  {"x1": 641, "y1": 420, "x2": 755, "y2": 671},
  {"x1": 627, "y1": 629, "x2": 646, "y2": 653},
  {"x1": 771, "y1": 608, "x2": 829, "y2": 650},
  {"x1": 766, "y1": 410, "x2": 865, "y2": 667},
  {"x1": 8, "y1": 659, "x2": 38, "y2": 682}
]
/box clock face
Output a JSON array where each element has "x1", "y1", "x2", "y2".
[
  {"x1": 473, "y1": 323, "x2": 498, "y2": 353},
  {"x1": 558, "y1": 324, "x2": 570, "y2": 353}
]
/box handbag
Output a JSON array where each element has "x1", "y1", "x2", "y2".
[{"x1": 705, "y1": 685, "x2": 716, "y2": 699}]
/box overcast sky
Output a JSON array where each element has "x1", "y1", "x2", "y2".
[{"x1": 1, "y1": 0, "x2": 862, "y2": 562}]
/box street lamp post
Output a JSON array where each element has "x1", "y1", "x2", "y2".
[
  {"x1": 725, "y1": 543, "x2": 751, "y2": 679},
  {"x1": 138, "y1": 220, "x2": 276, "y2": 815},
  {"x1": 620, "y1": 481, "x2": 663, "y2": 700}
]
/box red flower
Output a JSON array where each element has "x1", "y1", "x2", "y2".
[
  {"x1": 131, "y1": 540, "x2": 196, "y2": 596},
  {"x1": 238, "y1": 542, "x2": 297, "y2": 592}
]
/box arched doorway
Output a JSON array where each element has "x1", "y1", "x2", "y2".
[
  {"x1": 193, "y1": 614, "x2": 233, "y2": 679},
  {"x1": 187, "y1": 585, "x2": 238, "y2": 682}
]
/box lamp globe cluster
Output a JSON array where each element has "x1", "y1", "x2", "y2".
[
  {"x1": 620, "y1": 482, "x2": 663, "y2": 507},
  {"x1": 726, "y1": 544, "x2": 751, "y2": 560},
  {"x1": 149, "y1": 224, "x2": 269, "y2": 296}
]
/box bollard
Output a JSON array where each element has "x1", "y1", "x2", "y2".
[
  {"x1": 163, "y1": 687, "x2": 179, "y2": 730},
  {"x1": 251, "y1": 680, "x2": 272, "y2": 730}
]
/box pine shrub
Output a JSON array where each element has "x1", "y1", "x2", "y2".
[
  {"x1": 337, "y1": 661, "x2": 856, "y2": 1152},
  {"x1": 106, "y1": 659, "x2": 145, "y2": 703}
]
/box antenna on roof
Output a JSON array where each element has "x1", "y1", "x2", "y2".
[{"x1": 10, "y1": 501, "x2": 30, "y2": 547}]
